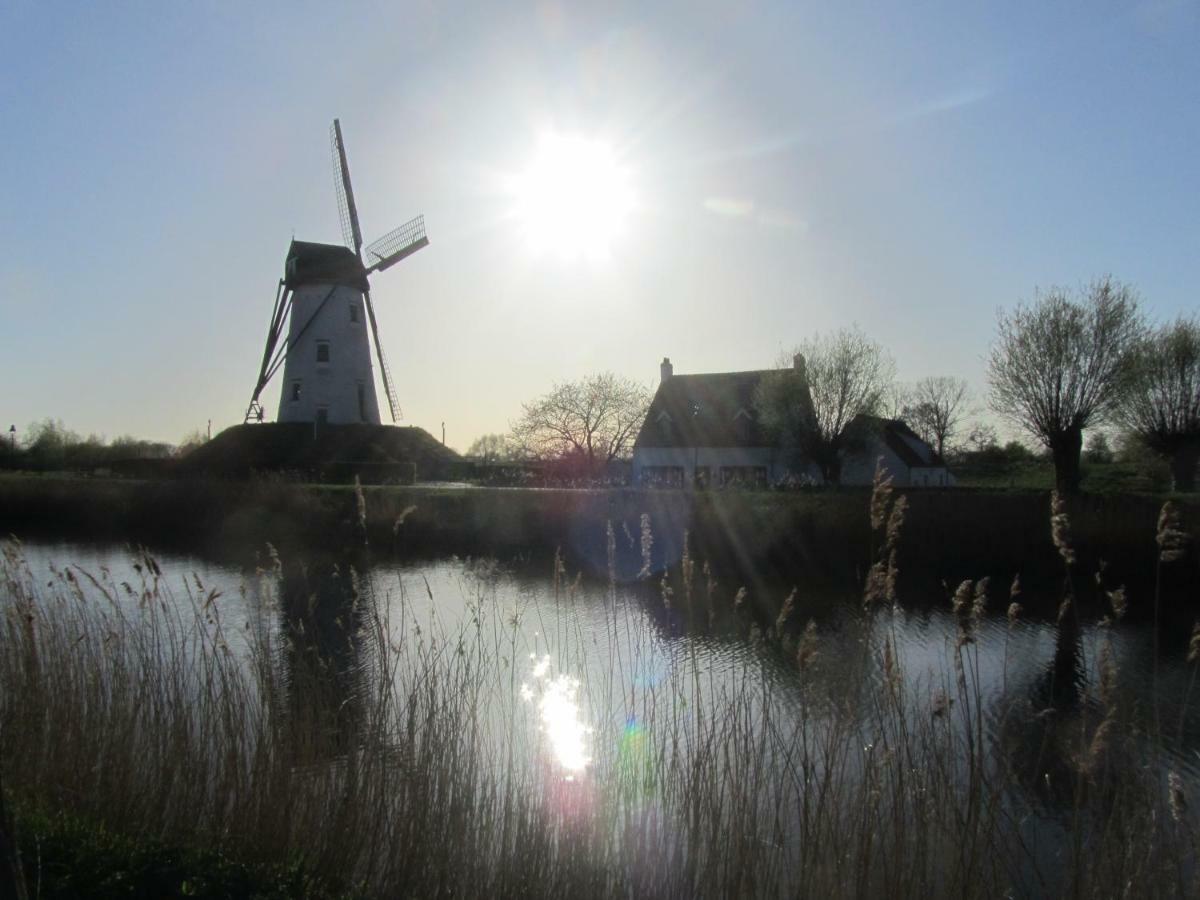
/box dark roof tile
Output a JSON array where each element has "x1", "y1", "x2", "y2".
[{"x1": 634, "y1": 371, "x2": 775, "y2": 448}]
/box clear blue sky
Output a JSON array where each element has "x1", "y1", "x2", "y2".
[{"x1": 2, "y1": 1, "x2": 1197, "y2": 448}]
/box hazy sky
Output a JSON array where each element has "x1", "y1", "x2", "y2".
[{"x1": 2, "y1": 1, "x2": 1198, "y2": 449}]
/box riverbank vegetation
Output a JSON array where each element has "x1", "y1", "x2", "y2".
[
  {"x1": 1, "y1": 473, "x2": 1196, "y2": 590},
  {"x1": 1, "y1": 480, "x2": 1198, "y2": 897}
]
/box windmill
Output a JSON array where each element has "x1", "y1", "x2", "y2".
[{"x1": 244, "y1": 119, "x2": 428, "y2": 426}]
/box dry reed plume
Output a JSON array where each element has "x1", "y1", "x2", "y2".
[{"x1": 1, "y1": 485, "x2": 1198, "y2": 898}]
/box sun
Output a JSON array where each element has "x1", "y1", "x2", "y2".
[{"x1": 512, "y1": 132, "x2": 634, "y2": 261}]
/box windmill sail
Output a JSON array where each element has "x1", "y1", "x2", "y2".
[
  {"x1": 365, "y1": 215, "x2": 429, "y2": 274},
  {"x1": 364, "y1": 291, "x2": 401, "y2": 422},
  {"x1": 331, "y1": 119, "x2": 363, "y2": 256}
]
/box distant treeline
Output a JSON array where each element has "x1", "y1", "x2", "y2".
[{"x1": 0, "y1": 419, "x2": 188, "y2": 473}]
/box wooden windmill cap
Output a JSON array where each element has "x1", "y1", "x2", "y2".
[{"x1": 284, "y1": 240, "x2": 369, "y2": 292}]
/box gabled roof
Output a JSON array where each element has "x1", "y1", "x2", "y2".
[
  {"x1": 878, "y1": 417, "x2": 946, "y2": 468},
  {"x1": 634, "y1": 370, "x2": 776, "y2": 449}
]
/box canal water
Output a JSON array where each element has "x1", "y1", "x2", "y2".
[
  {"x1": 7, "y1": 533, "x2": 1200, "y2": 894},
  {"x1": 12, "y1": 535, "x2": 1200, "y2": 776}
]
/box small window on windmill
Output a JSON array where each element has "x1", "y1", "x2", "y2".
[
  {"x1": 316, "y1": 341, "x2": 330, "y2": 363},
  {"x1": 349, "y1": 303, "x2": 359, "y2": 324},
  {"x1": 290, "y1": 381, "x2": 301, "y2": 402}
]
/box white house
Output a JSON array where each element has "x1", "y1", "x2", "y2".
[{"x1": 631, "y1": 357, "x2": 955, "y2": 488}]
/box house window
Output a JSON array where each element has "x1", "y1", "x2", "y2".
[
  {"x1": 290, "y1": 381, "x2": 301, "y2": 402},
  {"x1": 656, "y1": 411, "x2": 672, "y2": 438},
  {"x1": 349, "y1": 303, "x2": 359, "y2": 323},
  {"x1": 720, "y1": 466, "x2": 767, "y2": 489},
  {"x1": 316, "y1": 341, "x2": 330, "y2": 363},
  {"x1": 642, "y1": 466, "x2": 684, "y2": 488},
  {"x1": 357, "y1": 381, "x2": 366, "y2": 421}
]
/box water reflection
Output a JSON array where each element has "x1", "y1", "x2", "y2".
[
  {"x1": 277, "y1": 554, "x2": 369, "y2": 758},
  {"x1": 521, "y1": 653, "x2": 592, "y2": 776},
  {"x1": 13, "y1": 538, "x2": 1200, "y2": 812}
]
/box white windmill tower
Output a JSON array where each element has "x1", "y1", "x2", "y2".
[{"x1": 245, "y1": 119, "x2": 428, "y2": 426}]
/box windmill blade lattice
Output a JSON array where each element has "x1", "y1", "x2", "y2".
[
  {"x1": 365, "y1": 215, "x2": 428, "y2": 273},
  {"x1": 330, "y1": 120, "x2": 363, "y2": 254}
]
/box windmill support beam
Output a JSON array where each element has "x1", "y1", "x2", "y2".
[
  {"x1": 245, "y1": 281, "x2": 289, "y2": 422},
  {"x1": 262, "y1": 283, "x2": 339, "y2": 386}
]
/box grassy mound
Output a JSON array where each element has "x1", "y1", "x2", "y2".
[{"x1": 177, "y1": 423, "x2": 461, "y2": 482}]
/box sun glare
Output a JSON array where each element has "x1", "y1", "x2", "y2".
[
  {"x1": 522, "y1": 653, "x2": 592, "y2": 775},
  {"x1": 513, "y1": 132, "x2": 634, "y2": 261}
]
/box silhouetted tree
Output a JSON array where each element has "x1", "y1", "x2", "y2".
[
  {"x1": 510, "y1": 373, "x2": 650, "y2": 470},
  {"x1": 466, "y1": 433, "x2": 514, "y2": 463},
  {"x1": 903, "y1": 376, "x2": 970, "y2": 458},
  {"x1": 755, "y1": 326, "x2": 895, "y2": 484},
  {"x1": 1083, "y1": 431, "x2": 1113, "y2": 465},
  {"x1": 175, "y1": 429, "x2": 208, "y2": 458},
  {"x1": 988, "y1": 277, "x2": 1143, "y2": 494},
  {"x1": 961, "y1": 422, "x2": 1000, "y2": 455},
  {"x1": 1117, "y1": 317, "x2": 1200, "y2": 491},
  {"x1": 22, "y1": 419, "x2": 78, "y2": 469}
]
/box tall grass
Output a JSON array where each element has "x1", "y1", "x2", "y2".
[{"x1": 0, "y1": 491, "x2": 1197, "y2": 897}]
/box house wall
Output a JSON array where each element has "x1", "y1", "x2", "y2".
[
  {"x1": 839, "y1": 435, "x2": 955, "y2": 487},
  {"x1": 633, "y1": 446, "x2": 785, "y2": 487},
  {"x1": 634, "y1": 437, "x2": 954, "y2": 489},
  {"x1": 908, "y1": 466, "x2": 956, "y2": 487},
  {"x1": 277, "y1": 284, "x2": 382, "y2": 425},
  {"x1": 839, "y1": 438, "x2": 912, "y2": 486}
]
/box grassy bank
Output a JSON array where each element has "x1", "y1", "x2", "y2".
[
  {"x1": 1, "y1": 473, "x2": 1196, "y2": 593},
  {"x1": 2, "y1": 486, "x2": 1199, "y2": 898},
  {"x1": 952, "y1": 458, "x2": 1172, "y2": 493}
]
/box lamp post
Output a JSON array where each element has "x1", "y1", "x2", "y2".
[{"x1": 7, "y1": 425, "x2": 14, "y2": 455}]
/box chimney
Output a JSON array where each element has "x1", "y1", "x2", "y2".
[
  {"x1": 660, "y1": 357, "x2": 674, "y2": 383},
  {"x1": 793, "y1": 352, "x2": 806, "y2": 379}
]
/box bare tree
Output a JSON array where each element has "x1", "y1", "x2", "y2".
[
  {"x1": 988, "y1": 277, "x2": 1143, "y2": 494},
  {"x1": 880, "y1": 382, "x2": 910, "y2": 420},
  {"x1": 1117, "y1": 317, "x2": 1200, "y2": 491},
  {"x1": 465, "y1": 433, "x2": 514, "y2": 464},
  {"x1": 903, "y1": 376, "x2": 970, "y2": 458},
  {"x1": 1083, "y1": 430, "x2": 1113, "y2": 464},
  {"x1": 175, "y1": 429, "x2": 208, "y2": 457},
  {"x1": 510, "y1": 373, "x2": 651, "y2": 470},
  {"x1": 755, "y1": 326, "x2": 896, "y2": 484},
  {"x1": 956, "y1": 421, "x2": 1000, "y2": 455}
]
